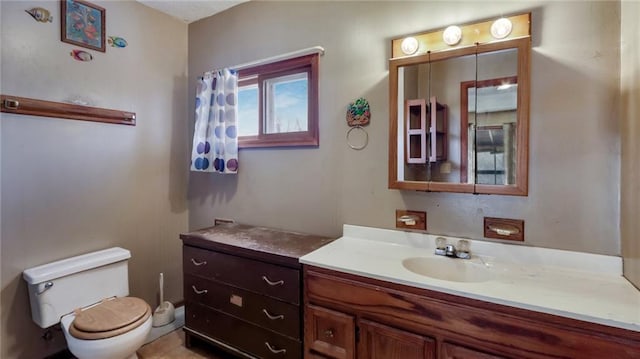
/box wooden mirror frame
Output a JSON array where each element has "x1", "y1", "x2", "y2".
[{"x1": 388, "y1": 36, "x2": 530, "y2": 196}]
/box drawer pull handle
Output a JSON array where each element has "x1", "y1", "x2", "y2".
[
  {"x1": 265, "y1": 342, "x2": 286, "y2": 355},
  {"x1": 262, "y1": 275, "x2": 284, "y2": 286},
  {"x1": 324, "y1": 329, "x2": 334, "y2": 338},
  {"x1": 262, "y1": 309, "x2": 284, "y2": 320},
  {"x1": 191, "y1": 258, "x2": 207, "y2": 266},
  {"x1": 192, "y1": 285, "x2": 208, "y2": 295}
]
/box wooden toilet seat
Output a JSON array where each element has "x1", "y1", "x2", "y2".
[{"x1": 69, "y1": 297, "x2": 151, "y2": 340}]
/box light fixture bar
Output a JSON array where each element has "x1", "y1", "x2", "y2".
[{"x1": 391, "y1": 13, "x2": 530, "y2": 59}]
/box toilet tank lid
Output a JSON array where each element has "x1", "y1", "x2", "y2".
[{"x1": 23, "y1": 247, "x2": 131, "y2": 285}]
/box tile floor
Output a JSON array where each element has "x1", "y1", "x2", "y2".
[{"x1": 139, "y1": 306, "x2": 235, "y2": 358}]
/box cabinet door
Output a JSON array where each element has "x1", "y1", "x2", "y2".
[
  {"x1": 428, "y1": 96, "x2": 447, "y2": 162},
  {"x1": 358, "y1": 319, "x2": 435, "y2": 359},
  {"x1": 441, "y1": 342, "x2": 507, "y2": 359},
  {"x1": 306, "y1": 304, "x2": 355, "y2": 359},
  {"x1": 406, "y1": 98, "x2": 427, "y2": 164}
]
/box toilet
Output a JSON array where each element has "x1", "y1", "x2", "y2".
[{"x1": 23, "y1": 247, "x2": 152, "y2": 359}]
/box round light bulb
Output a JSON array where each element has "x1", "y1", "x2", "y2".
[
  {"x1": 442, "y1": 26, "x2": 462, "y2": 46},
  {"x1": 491, "y1": 18, "x2": 513, "y2": 39},
  {"x1": 400, "y1": 37, "x2": 419, "y2": 55}
]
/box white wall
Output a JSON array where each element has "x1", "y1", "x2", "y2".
[
  {"x1": 0, "y1": 1, "x2": 188, "y2": 357},
  {"x1": 189, "y1": 1, "x2": 621, "y2": 255}
]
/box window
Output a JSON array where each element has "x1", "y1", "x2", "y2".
[{"x1": 237, "y1": 54, "x2": 319, "y2": 148}]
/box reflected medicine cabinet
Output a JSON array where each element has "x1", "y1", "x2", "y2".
[
  {"x1": 405, "y1": 97, "x2": 447, "y2": 164},
  {"x1": 389, "y1": 13, "x2": 531, "y2": 196}
]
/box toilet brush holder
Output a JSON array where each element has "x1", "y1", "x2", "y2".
[{"x1": 152, "y1": 273, "x2": 175, "y2": 327}]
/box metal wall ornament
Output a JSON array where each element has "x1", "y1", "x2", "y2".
[
  {"x1": 25, "y1": 7, "x2": 53, "y2": 22},
  {"x1": 70, "y1": 49, "x2": 93, "y2": 61},
  {"x1": 346, "y1": 97, "x2": 370, "y2": 150},
  {"x1": 108, "y1": 36, "x2": 127, "y2": 48}
]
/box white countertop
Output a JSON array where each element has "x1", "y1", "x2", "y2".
[{"x1": 300, "y1": 225, "x2": 640, "y2": 332}]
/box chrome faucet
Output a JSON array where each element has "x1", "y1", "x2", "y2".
[{"x1": 435, "y1": 237, "x2": 471, "y2": 259}]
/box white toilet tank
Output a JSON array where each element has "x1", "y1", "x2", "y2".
[{"x1": 23, "y1": 247, "x2": 131, "y2": 328}]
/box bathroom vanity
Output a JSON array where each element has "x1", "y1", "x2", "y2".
[
  {"x1": 180, "y1": 223, "x2": 333, "y2": 358},
  {"x1": 301, "y1": 225, "x2": 640, "y2": 358}
]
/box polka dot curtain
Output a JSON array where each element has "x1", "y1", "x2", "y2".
[{"x1": 190, "y1": 69, "x2": 239, "y2": 174}]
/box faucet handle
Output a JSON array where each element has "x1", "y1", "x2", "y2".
[
  {"x1": 455, "y1": 239, "x2": 471, "y2": 259},
  {"x1": 434, "y1": 237, "x2": 447, "y2": 256},
  {"x1": 457, "y1": 239, "x2": 470, "y2": 252}
]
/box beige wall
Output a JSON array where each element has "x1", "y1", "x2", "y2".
[
  {"x1": 621, "y1": 0, "x2": 640, "y2": 288},
  {"x1": 0, "y1": 1, "x2": 188, "y2": 357},
  {"x1": 0, "y1": 1, "x2": 632, "y2": 357},
  {"x1": 188, "y1": 1, "x2": 622, "y2": 255}
]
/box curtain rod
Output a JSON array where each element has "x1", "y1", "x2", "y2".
[{"x1": 229, "y1": 46, "x2": 325, "y2": 71}]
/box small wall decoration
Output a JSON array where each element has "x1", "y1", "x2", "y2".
[
  {"x1": 346, "y1": 97, "x2": 370, "y2": 126},
  {"x1": 107, "y1": 36, "x2": 127, "y2": 48},
  {"x1": 25, "y1": 7, "x2": 53, "y2": 23},
  {"x1": 346, "y1": 97, "x2": 371, "y2": 150},
  {"x1": 70, "y1": 49, "x2": 93, "y2": 61},
  {"x1": 61, "y1": 0, "x2": 105, "y2": 52}
]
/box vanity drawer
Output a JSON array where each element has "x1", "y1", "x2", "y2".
[
  {"x1": 185, "y1": 274, "x2": 300, "y2": 339},
  {"x1": 186, "y1": 302, "x2": 301, "y2": 359},
  {"x1": 305, "y1": 304, "x2": 355, "y2": 359},
  {"x1": 184, "y1": 245, "x2": 300, "y2": 304}
]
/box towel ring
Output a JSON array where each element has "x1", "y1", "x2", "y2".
[{"x1": 346, "y1": 126, "x2": 368, "y2": 150}]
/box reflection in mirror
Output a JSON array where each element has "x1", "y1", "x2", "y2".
[
  {"x1": 462, "y1": 48, "x2": 518, "y2": 185},
  {"x1": 464, "y1": 80, "x2": 519, "y2": 185},
  {"x1": 397, "y1": 53, "x2": 477, "y2": 184}
]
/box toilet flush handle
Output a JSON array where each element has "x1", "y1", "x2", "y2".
[{"x1": 36, "y1": 282, "x2": 54, "y2": 296}]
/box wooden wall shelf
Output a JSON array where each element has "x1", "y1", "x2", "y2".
[{"x1": 1, "y1": 94, "x2": 136, "y2": 126}]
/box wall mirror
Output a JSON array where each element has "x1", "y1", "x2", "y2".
[{"x1": 388, "y1": 14, "x2": 531, "y2": 195}]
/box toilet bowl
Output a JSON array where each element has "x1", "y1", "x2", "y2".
[
  {"x1": 23, "y1": 248, "x2": 153, "y2": 359},
  {"x1": 60, "y1": 297, "x2": 152, "y2": 359}
]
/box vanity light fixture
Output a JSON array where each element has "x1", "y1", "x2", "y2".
[
  {"x1": 390, "y1": 13, "x2": 529, "y2": 59},
  {"x1": 442, "y1": 25, "x2": 462, "y2": 46},
  {"x1": 490, "y1": 17, "x2": 513, "y2": 39},
  {"x1": 400, "y1": 36, "x2": 419, "y2": 55}
]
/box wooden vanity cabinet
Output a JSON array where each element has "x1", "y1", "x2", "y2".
[
  {"x1": 303, "y1": 266, "x2": 640, "y2": 359},
  {"x1": 358, "y1": 319, "x2": 436, "y2": 359},
  {"x1": 440, "y1": 343, "x2": 505, "y2": 359},
  {"x1": 306, "y1": 305, "x2": 356, "y2": 359},
  {"x1": 180, "y1": 224, "x2": 333, "y2": 358}
]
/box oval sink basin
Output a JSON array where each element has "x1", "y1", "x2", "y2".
[{"x1": 402, "y1": 256, "x2": 494, "y2": 283}]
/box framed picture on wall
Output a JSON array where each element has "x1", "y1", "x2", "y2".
[{"x1": 61, "y1": 0, "x2": 105, "y2": 52}]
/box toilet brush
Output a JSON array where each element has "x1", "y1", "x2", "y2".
[{"x1": 152, "y1": 273, "x2": 175, "y2": 327}]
